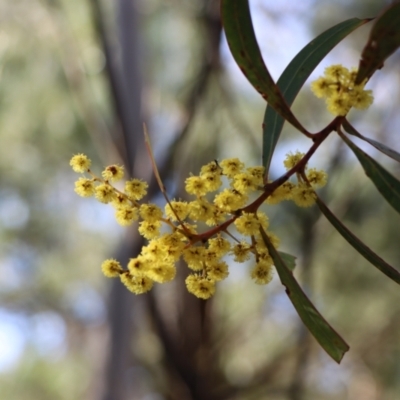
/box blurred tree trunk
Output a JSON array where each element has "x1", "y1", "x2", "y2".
[
  {"x1": 89, "y1": 0, "x2": 146, "y2": 399},
  {"x1": 144, "y1": 3, "x2": 226, "y2": 400},
  {"x1": 94, "y1": 0, "x2": 225, "y2": 398}
]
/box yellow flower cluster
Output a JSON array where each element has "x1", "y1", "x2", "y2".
[
  {"x1": 311, "y1": 65, "x2": 373, "y2": 116},
  {"x1": 70, "y1": 152, "x2": 327, "y2": 299},
  {"x1": 266, "y1": 151, "x2": 327, "y2": 207}
]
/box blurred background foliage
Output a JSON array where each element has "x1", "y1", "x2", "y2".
[{"x1": 0, "y1": 0, "x2": 399, "y2": 399}]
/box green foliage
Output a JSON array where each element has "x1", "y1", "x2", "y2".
[
  {"x1": 221, "y1": 0, "x2": 400, "y2": 362},
  {"x1": 261, "y1": 228, "x2": 350, "y2": 363},
  {"x1": 221, "y1": 0, "x2": 307, "y2": 134},
  {"x1": 277, "y1": 251, "x2": 296, "y2": 271},
  {"x1": 355, "y1": 2, "x2": 400, "y2": 84},
  {"x1": 262, "y1": 18, "x2": 369, "y2": 172},
  {"x1": 343, "y1": 119, "x2": 400, "y2": 163},
  {"x1": 4, "y1": 1, "x2": 400, "y2": 398},
  {"x1": 316, "y1": 196, "x2": 400, "y2": 284},
  {"x1": 340, "y1": 132, "x2": 400, "y2": 215}
]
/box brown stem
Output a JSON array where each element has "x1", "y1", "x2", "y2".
[{"x1": 178, "y1": 117, "x2": 345, "y2": 246}]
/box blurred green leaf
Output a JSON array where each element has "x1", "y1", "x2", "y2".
[
  {"x1": 220, "y1": 0, "x2": 307, "y2": 134},
  {"x1": 316, "y1": 197, "x2": 400, "y2": 284},
  {"x1": 263, "y1": 18, "x2": 370, "y2": 172},
  {"x1": 260, "y1": 228, "x2": 350, "y2": 363},
  {"x1": 355, "y1": 3, "x2": 400, "y2": 84},
  {"x1": 343, "y1": 119, "x2": 400, "y2": 163},
  {"x1": 277, "y1": 251, "x2": 297, "y2": 271},
  {"x1": 341, "y1": 133, "x2": 400, "y2": 215}
]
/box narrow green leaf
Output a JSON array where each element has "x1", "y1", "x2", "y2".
[
  {"x1": 316, "y1": 197, "x2": 400, "y2": 284},
  {"x1": 263, "y1": 18, "x2": 370, "y2": 172},
  {"x1": 277, "y1": 251, "x2": 297, "y2": 271},
  {"x1": 341, "y1": 133, "x2": 400, "y2": 215},
  {"x1": 220, "y1": 0, "x2": 307, "y2": 134},
  {"x1": 260, "y1": 228, "x2": 349, "y2": 363},
  {"x1": 343, "y1": 119, "x2": 400, "y2": 163},
  {"x1": 356, "y1": 3, "x2": 400, "y2": 84}
]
